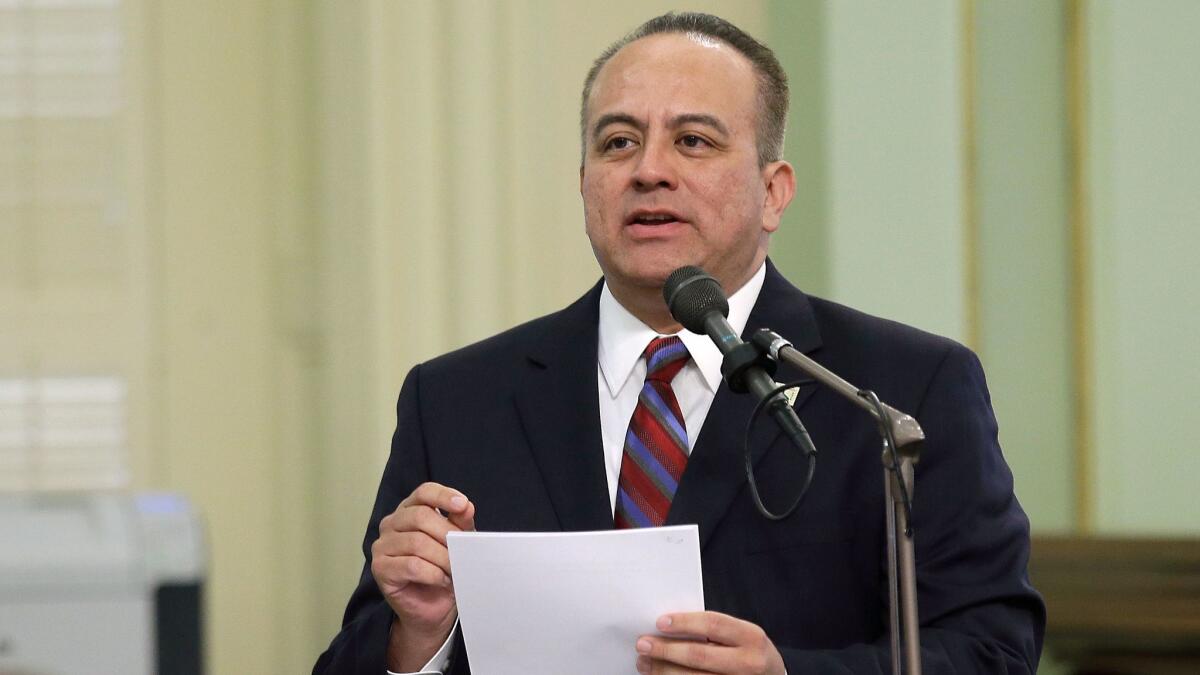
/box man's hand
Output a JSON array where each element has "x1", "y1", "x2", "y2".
[
  {"x1": 634, "y1": 612, "x2": 786, "y2": 675},
  {"x1": 371, "y1": 482, "x2": 475, "y2": 671}
]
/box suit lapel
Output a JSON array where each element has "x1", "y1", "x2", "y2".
[
  {"x1": 513, "y1": 282, "x2": 614, "y2": 532},
  {"x1": 666, "y1": 261, "x2": 824, "y2": 549}
]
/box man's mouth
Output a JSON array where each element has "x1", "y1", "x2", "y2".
[{"x1": 627, "y1": 210, "x2": 685, "y2": 226}]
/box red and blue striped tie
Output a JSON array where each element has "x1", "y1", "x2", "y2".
[{"x1": 615, "y1": 336, "x2": 691, "y2": 529}]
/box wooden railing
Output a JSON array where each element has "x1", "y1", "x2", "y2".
[{"x1": 1030, "y1": 536, "x2": 1200, "y2": 675}]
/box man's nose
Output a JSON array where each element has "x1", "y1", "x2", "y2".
[{"x1": 631, "y1": 141, "x2": 678, "y2": 191}]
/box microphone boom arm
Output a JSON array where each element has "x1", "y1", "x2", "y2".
[
  {"x1": 750, "y1": 330, "x2": 924, "y2": 457},
  {"x1": 749, "y1": 328, "x2": 924, "y2": 675}
]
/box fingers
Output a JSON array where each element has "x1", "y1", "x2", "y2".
[
  {"x1": 447, "y1": 499, "x2": 476, "y2": 533},
  {"x1": 372, "y1": 482, "x2": 476, "y2": 592},
  {"x1": 635, "y1": 612, "x2": 782, "y2": 675},
  {"x1": 635, "y1": 637, "x2": 740, "y2": 674},
  {"x1": 400, "y1": 482, "x2": 474, "y2": 519},
  {"x1": 655, "y1": 612, "x2": 757, "y2": 647},
  {"x1": 371, "y1": 529, "x2": 451, "y2": 585},
  {"x1": 380, "y1": 503, "x2": 456, "y2": 546},
  {"x1": 383, "y1": 482, "x2": 476, "y2": 545},
  {"x1": 373, "y1": 530, "x2": 452, "y2": 576},
  {"x1": 377, "y1": 551, "x2": 451, "y2": 588}
]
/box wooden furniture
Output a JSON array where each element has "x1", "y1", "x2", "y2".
[{"x1": 1030, "y1": 536, "x2": 1200, "y2": 675}]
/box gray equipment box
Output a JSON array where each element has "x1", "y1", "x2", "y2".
[{"x1": 0, "y1": 492, "x2": 205, "y2": 675}]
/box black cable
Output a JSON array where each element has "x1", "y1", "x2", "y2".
[
  {"x1": 743, "y1": 380, "x2": 817, "y2": 521},
  {"x1": 857, "y1": 389, "x2": 914, "y2": 537}
]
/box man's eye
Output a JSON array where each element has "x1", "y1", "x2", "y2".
[
  {"x1": 680, "y1": 134, "x2": 709, "y2": 148},
  {"x1": 605, "y1": 137, "x2": 635, "y2": 151}
]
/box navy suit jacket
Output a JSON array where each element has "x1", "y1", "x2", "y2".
[{"x1": 314, "y1": 262, "x2": 1045, "y2": 673}]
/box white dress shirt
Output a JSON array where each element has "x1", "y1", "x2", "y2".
[
  {"x1": 596, "y1": 263, "x2": 765, "y2": 510},
  {"x1": 390, "y1": 263, "x2": 767, "y2": 674}
]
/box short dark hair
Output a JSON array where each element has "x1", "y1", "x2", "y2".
[{"x1": 580, "y1": 12, "x2": 789, "y2": 167}]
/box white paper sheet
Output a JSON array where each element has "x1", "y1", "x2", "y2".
[{"x1": 446, "y1": 525, "x2": 704, "y2": 675}]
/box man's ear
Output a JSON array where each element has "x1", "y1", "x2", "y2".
[
  {"x1": 761, "y1": 160, "x2": 796, "y2": 234},
  {"x1": 579, "y1": 164, "x2": 585, "y2": 194}
]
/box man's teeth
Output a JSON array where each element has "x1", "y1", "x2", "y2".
[{"x1": 639, "y1": 215, "x2": 674, "y2": 223}]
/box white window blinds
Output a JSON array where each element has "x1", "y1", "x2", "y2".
[{"x1": 0, "y1": 0, "x2": 133, "y2": 492}]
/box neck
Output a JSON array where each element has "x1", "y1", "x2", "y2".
[
  {"x1": 607, "y1": 282, "x2": 681, "y2": 334},
  {"x1": 605, "y1": 254, "x2": 768, "y2": 334}
]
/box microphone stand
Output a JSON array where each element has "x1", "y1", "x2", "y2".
[{"x1": 748, "y1": 329, "x2": 924, "y2": 675}]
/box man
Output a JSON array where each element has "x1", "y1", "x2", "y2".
[{"x1": 314, "y1": 12, "x2": 1044, "y2": 675}]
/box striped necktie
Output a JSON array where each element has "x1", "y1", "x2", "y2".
[{"x1": 614, "y1": 336, "x2": 691, "y2": 529}]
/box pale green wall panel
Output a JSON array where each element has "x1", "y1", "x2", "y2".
[
  {"x1": 1087, "y1": 0, "x2": 1200, "y2": 535},
  {"x1": 770, "y1": 0, "x2": 1073, "y2": 533},
  {"x1": 767, "y1": 0, "x2": 831, "y2": 297},
  {"x1": 823, "y1": 1, "x2": 968, "y2": 343},
  {"x1": 973, "y1": 1, "x2": 1075, "y2": 533}
]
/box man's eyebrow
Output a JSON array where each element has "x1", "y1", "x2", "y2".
[
  {"x1": 591, "y1": 113, "x2": 644, "y2": 142},
  {"x1": 589, "y1": 112, "x2": 730, "y2": 143},
  {"x1": 669, "y1": 113, "x2": 728, "y2": 136}
]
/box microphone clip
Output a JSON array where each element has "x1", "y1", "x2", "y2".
[{"x1": 719, "y1": 337, "x2": 779, "y2": 394}]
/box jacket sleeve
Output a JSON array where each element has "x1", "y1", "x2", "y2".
[
  {"x1": 780, "y1": 345, "x2": 1045, "y2": 673},
  {"x1": 313, "y1": 364, "x2": 438, "y2": 675}
]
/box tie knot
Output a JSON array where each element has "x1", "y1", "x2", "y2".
[{"x1": 643, "y1": 336, "x2": 690, "y2": 384}]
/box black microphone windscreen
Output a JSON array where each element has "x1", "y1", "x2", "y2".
[{"x1": 663, "y1": 266, "x2": 729, "y2": 334}]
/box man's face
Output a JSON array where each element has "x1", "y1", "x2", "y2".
[{"x1": 580, "y1": 33, "x2": 792, "y2": 298}]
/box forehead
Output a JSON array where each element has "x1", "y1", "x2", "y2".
[{"x1": 586, "y1": 33, "x2": 759, "y2": 128}]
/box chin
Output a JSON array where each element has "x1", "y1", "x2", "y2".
[
  {"x1": 636, "y1": 258, "x2": 697, "y2": 288},
  {"x1": 598, "y1": 260, "x2": 668, "y2": 293}
]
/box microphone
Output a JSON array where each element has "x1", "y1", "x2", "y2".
[{"x1": 663, "y1": 266, "x2": 815, "y2": 456}]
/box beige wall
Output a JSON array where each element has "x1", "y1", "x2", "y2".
[
  {"x1": 133, "y1": 1, "x2": 322, "y2": 672},
  {"x1": 5, "y1": 0, "x2": 1190, "y2": 672}
]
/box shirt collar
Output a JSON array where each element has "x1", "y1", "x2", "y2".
[{"x1": 598, "y1": 262, "x2": 767, "y2": 397}]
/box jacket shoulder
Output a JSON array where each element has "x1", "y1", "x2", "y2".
[
  {"x1": 418, "y1": 281, "x2": 601, "y2": 381},
  {"x1": 800, "y1": 294, "x2": 985, "y2": 412},
  {"x1": 808, "y1": 294, "x2": 970, "y2": 363}
]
